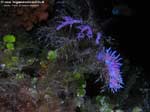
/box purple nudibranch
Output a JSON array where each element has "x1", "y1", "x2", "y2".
[
  {"x1": 76, "y1": 25, "x2": 93, "y2": 39},
  {"x1": 97, "y1": 47, "x2": 123, "y2": 93},
  {"x1": 95, "y1": 32, "x2": 102, "y2": 45},
  {"x1": 56, "y1": 16, "x2": 82, "y2": 31}
]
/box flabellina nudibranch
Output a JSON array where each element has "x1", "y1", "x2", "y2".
[
  {"x1": 76, "y1": 25, "x2": 93, "y2": 40},
  {"x1": 56, "y1": 16, "x2": 82, "y2": 31},
  {"x1": 97, "y1": 47, "x2": 124, "y2": 93},
  {"x1": 95, "y1": 32, "x2": 102, "y2": 45}
]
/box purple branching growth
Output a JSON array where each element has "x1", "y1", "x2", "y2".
[
  {"x1": 97, "y1": 47, "x2": 123, "y2": 93},
  {"x1": 56, "y1": 16, "x2": 82, "y2": 31},
  {"x1": 95, "y1": 32, "x2": 102, "y2": 45},
  {"x1": 76, "y1": 25, "x2": 93, "y2": 40}
]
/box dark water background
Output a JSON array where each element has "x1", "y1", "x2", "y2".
[{"x1": 92, "y1": 0, "x2": 149, "y2": 76}]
